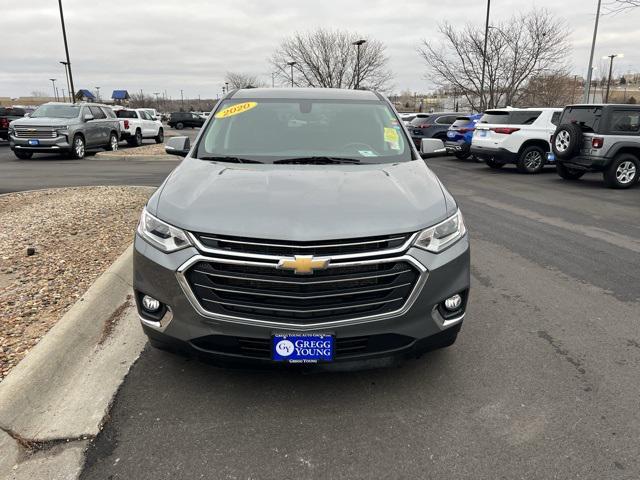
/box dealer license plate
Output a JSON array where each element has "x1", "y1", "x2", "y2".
[
  {"x1": 547, "y1": 153, "x2": 556, "y2": 162},
  {"x1": 478, "y1": 130, "x2": 488, "y2": 137},
  {"x1": 28, "y1": 139, "x2": 40, "y2": 146},
  {"x1": 272, "y1": 333, "x2": 334, "y2": 363}
]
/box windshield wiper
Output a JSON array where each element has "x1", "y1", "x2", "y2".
[
  {"x1": 274, "y1": 156, "x2": 362, "y2": 165},
  {"x1": 198, "y1": 156, "x2": 263, "y2": 164}
]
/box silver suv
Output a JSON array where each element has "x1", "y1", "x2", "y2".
[
  {"x1": 133, "y1": 88, "x2": 470, "y2": 368},
  {"x1": 9, "y1": 102, "x2": 120, "y2": 159},
  {"x1": 550, "y1": 104, "x2": 640, "y2": 188}
]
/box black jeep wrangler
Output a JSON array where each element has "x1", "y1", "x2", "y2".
[{"x1": 550, "y1": 104, "x2": 640, "y2": 189}]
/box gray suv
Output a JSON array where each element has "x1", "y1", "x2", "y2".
[
  {"x1": 551, "y1": 104, "x2": 640, "y2": 188},
  {"x1": 134, "y1": 88, "x2": 470, "y2": 368},
  {"x1": 9, "y1": 102, "x2": 120, "y2": 159}
]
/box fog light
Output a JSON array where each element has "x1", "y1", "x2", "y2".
[
  {"x1": 444, "y1": 294, "x2": 462, "y2": 311},
  {"x1": 142, "y1": 295, "x2": 161, "y2": 313}
]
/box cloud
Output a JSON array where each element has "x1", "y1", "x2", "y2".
[{"x1": 2, "y1": 0, "x2": 639, "y2": 99}]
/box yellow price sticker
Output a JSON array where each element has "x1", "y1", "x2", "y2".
[
  {"x1": 384, "y1": 127, "x2": 399, "y2": 143},
  {"x1": 214, "y1": 101, "x2": 258, "y2": 119}
]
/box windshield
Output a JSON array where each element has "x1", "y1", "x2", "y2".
[
  {"x1": 195, "y1": 98, "x2": 412, "y2": 164},
  {"x1": 31, "y1": 104, "x2": 80, "y2": 119}
]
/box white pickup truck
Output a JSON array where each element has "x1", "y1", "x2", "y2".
[{"x1": 115, "y1": 109, "x2": 164, "y2": 146}]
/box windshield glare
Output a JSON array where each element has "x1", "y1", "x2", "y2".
[
  {"x1": 31, "y1": 104, "x2": 81, "y2": 119},
  {"x1": 196, "y1": 99, "x2": 412, "y2": 164}
]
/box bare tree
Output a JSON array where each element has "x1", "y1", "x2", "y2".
[
  {"x1": 225, "y1": 72, "x2": 266, "y2": 89},
  {"x1": 270, "y1": 29, "x2": 393, "y2": 91},
  {"x1": 418, "y1": 9, "x2": 570, "y2": 111},
  {"x1": 605, "y1": 0, "x2": 640, "y2": 12},
  {"x1": 518, "y1": 72, "x2": 581, "y2": 107}
]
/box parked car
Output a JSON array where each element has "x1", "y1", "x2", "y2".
[
  {"x1": 409, "y1": 112, "x2": 461, "y2": 149},
  {"x1": 471, "y1": 107, "x2": 562, "y2": 173},
  {"x1": 550, "y1": 104, "x2": 640, "y2": 188},
  {"x1": 0, "y1": 107, "x2": 27, "y2": 141},
  {"x1": 445, "y1": 114, "x2": 483, "y2": 160},
  {"x1": 140, "y1": 108, "x2": 162, "y2": 122},
  {"x1": 8, "y1": 102, "x2": 120, "y2": 159},
  {"x1": 115, "y1": 108, "x2": 164, "y2": 146},
  {"x1": 168, "y1": 112, "x2": 205, "y2": 129},
  {"x1": 399, "y1": 112, "x2": 419, "y2": 125},
  {"x1": 135, "y1": 87, "x2": 470, "y2": 367}
]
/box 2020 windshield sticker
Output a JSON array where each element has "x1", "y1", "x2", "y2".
[{"x1": 214, "y1": 101, "x2": 258, "y2": 119}]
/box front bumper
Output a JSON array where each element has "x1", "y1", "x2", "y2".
[
  {"x1": 9, "y1": 134, "x2": 71, "y2": 153},
  {"x1": 133, "y1": 234, "x2": 470, "y2": 366},
  {"x1": 470, "y1": 146, "x2": 518, "y2": 164}
]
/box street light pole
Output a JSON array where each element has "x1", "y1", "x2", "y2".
[
  {"x1": 58, "y1": 0, "x2": 75, "y2": 103},
  {"x1": 604, "y1": 54, "x2": 623, "y2": 103},
  {"x1": 180, "y1": 89, "x2": 184, "y2": 110},
  {"x1": 584, "y1": 0, "x2": 602, "y2": 103},
  {"x1": 286, "y1": 62, "x2": 297, "y2": 87},
  {"x1": 49, "y1": 78, "x2": 58, "y2": 100},
  {"x1": 95, "y1": 86, "x2": 100, "y2": 102},
  {"x1": 60, "y1": 61, "x2": 71, "y2": 102},
  {"x1": 479, "y1": 0, "x2": 491, "y2": 111},
  {"x1": 352, "y1": 39, "x2": 366, "y2": 89}
]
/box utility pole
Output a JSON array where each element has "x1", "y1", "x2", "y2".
[
  {"x1": 60, "y1": 61, "x2": 71, "y2": 101},
  {"x1": 272, "y1": 72, "x2": 276, "y2": 87},
  {"x1": 180, "y1": 89, "x2": 184, "y2": 109},
  {"x1": 61, "y1": 88, "x2": 66, "y2": 102},
  {"x1": 604, "y1": 54, "x2": 623, "y2": 103},
  {"x1": 225, "y1": 82, "x2": 230, "y2": 93},
  {"x1": 584, "y1": 0, "x2": 602, "y2": 103},
  {"x1": 352, "y1": 39, "x2": 366, "y2": 89},
  {"x1": 49, "y1": 78, "x2": 58, "y2": 100},
  {"x1": 287, "y1": 61, "x2": 297, "y2": 87},
  {"x1": 58, "y1": 0, "x2": 75, "y2": 103},
  {"x1": 479, "y1": 0, "x2": 491, "y2": 111},
  {"x1": 95, "y1": 86, "x2": 100, "y2": 101}
]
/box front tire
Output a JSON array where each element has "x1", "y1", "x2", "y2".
[
  {"x1": 176, "y1": 122, "x2": 184, "y2": 130},
  {"x1": 71, "y1": 135, "x2": 85, "y2": 159},
  {"x1": 556, "y1": 163, "x2": 585, "y2": 180},
  {"x1": 155, "y1": 128, "x2": 164, "y2": 144},
  {"x1": 603, "y1": 154, "x2": 639, "y2": 189},
  {"x1": 454, "y1": 151, "x2": 471, "y2": 160},
  {"x1": 14, "y1": 150, "x2": 33, "y2": 160},
  {"x1": 517, "y1": 145, "x2": 546, "y2": 174}
]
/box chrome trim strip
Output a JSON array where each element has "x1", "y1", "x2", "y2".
[
  {"x1": 175, "y1": 254, "x2": 428, "y2": 330},
  {"x1": 187, "y1": 231, "x2": 421, "y2": 262},
  {"x1": 197, "y1": 235, "x2": 409, "y2": 250},
  {"x1": 138, "y1": 307, "x2": 174, "y2": 332},
  {"x1": 193, "y1": 268, "x2": 413, "y2": 285},
  {"x1": 442, "y1": 313, "x2": 465, "y2": 328},
  {"x1": 202, "y1": 297, "x2": 404, "y2": 314},
  {"x1": 193, "y1": 282, "x2": 411, "y2": 300}
]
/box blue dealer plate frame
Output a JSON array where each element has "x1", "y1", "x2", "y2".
[
  {"x1": 272, "y1": 334, "x2": 334, "y2": 363},
  {"x1": 28, "y1": 139, "x2": 40, "y2": 146}
]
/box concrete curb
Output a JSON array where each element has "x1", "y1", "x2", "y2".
[
  {"x1": 92, "y1": 152, "x2": 177, "y2": 161},
  {"x1": 0, "y1": 245, "x2": 146, "y2": 477}
]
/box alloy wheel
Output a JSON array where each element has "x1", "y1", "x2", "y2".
[
  {"x1": 616, "y1": 161, "x2": 637, "y2": 184},
  {"x1": 75, "y1": 138, "x2": 85, "y2": 158},
  {"x1": 111, "y1": 135, "x2": 119, "y2": 151},
  {"x1": 555, "y1": 131, "x2": 570, "y2": 152},
  {"x1": 524, "y1": 151, "x2": 543, "y2": 170}
]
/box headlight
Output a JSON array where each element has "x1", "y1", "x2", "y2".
[
  {"x1": 413, "y1": 210, "x2": 466, "y2": 253},
  {"x1": 137, "y1": 208, "x2": 191, "y2": 252},
  {"x1": 55, "y1": 126, "x2": 69, "y2": 136}
]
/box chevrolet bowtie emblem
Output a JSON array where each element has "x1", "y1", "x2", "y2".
[{"x1": 277, "y1": 255, "x2": 330, "y2": 275}]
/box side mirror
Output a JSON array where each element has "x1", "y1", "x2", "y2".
[
  {"x1": 420, "y1": 138, "x2": 446, "y2": 158},
  {"x1": 84, "y1": 113, "x2": 94, "y2": 122},
  {"x1": 165, "y1": 136, "x2": 190, "y2": 156}
]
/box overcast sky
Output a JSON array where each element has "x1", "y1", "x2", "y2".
[{"x1": 2, "y1": 0, "x2": 639, "y2": 100}]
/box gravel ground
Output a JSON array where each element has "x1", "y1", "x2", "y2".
[{"x1": 0, "y1": 186, "x2": 153, "y2": 381}]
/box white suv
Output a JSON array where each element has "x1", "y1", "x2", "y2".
[{"x1": 471, "y1": 107, "x2": 562, "y2": 173}]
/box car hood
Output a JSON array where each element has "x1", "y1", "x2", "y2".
[
  {"x1": 11, "y1": 117, "x2": 76, "y2": 127},
  {"x1": 153, "y1": 158, "x2": 451, "y2": 241}
]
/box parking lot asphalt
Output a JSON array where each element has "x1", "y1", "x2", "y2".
[
  {"x1": 0, "y1": 126, "x2": 197, "y2": 194},
  {"x1": 80, "y1": 158, "x2": 640, "y2": 479}
]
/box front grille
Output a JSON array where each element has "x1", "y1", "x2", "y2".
[
  {"x1": 191, "y1": 334, "x2": 414, "y2": 359},
  {"x1": 185, "y1": 259, "x2": 419, "y2": 325},
  {"x1": 193, "y1": 232, "x2": 412, "y2": 257},
  {"x1": 14, "y1": 127, "x2": 57, "y2": 138}
]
